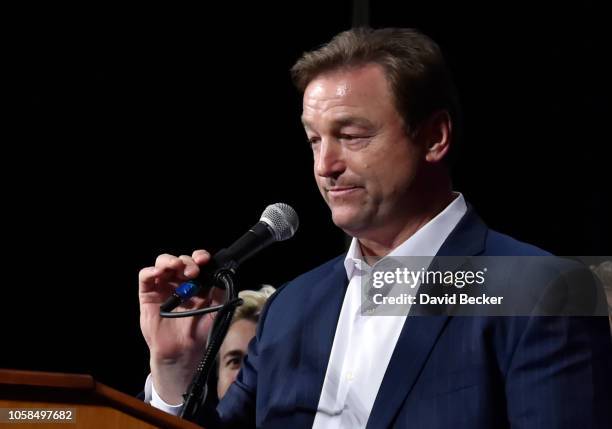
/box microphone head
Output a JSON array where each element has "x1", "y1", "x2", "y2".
[{"x1": 260, "y1": 203, "x2": 299, "y2": 241}]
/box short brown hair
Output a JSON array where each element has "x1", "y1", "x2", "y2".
[{"x1": 291, "y1": 27, "x2": 461, "y2": 139}]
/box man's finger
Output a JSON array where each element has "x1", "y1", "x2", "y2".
[
  {"x1": 179, "y1": 255, "x2": 200, "y2": 278},
  {"x1": 155, "y1": 253, "x2": 182, "y2": 270},
  {"x1": 192, "y1": 249, "x2": 211, "y2": 265},
  {"x1": 138, "y1": 266, "x2": 158, "y2": 289}
]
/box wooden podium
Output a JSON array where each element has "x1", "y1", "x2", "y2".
[{"x1": 0, "y1": 369, "x2": 203, "y2": 428}]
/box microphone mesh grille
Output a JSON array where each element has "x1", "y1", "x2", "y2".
[{"x1": 260, "y1": 203, "x2": 299, "y2": 241}]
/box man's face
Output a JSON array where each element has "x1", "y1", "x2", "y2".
[
  {"x1": 217, "y1": 319, "x2": 257, "y2": 399},
  {"x1": 302, "y1": 64, "x2": 425, "y2": 239}
]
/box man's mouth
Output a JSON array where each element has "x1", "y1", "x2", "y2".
[{"x1": 326, "y1": 186, "x2": 362, "y2": 197}]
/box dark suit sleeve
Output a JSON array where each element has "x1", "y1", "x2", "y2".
[{"x1": 504, "y1": 315, "x2": 612, "y2": 428}]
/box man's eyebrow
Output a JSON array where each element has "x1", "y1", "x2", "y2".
[
  {"x1": 301, "y1": 116, "x2": 375, "y2": 129},
  {"x1": 334, "y1": 116, "x2": 375, "y2": 128},
  {"x1": 222, "y1": 349, "x2": 244, "y2": 361}
]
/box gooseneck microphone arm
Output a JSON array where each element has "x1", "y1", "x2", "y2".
[{"x1": 180, "y1": 269, "x2": 241, "y2": 422}]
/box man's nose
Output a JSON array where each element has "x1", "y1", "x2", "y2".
[{"x1": 315, "y1": 139, "x2": 345, "y2": 178}]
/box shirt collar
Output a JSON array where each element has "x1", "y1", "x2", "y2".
[{"x1": 344, "y1": 193, "x2": 468, "y2": 280}]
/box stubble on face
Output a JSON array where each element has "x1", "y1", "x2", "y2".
[{"x1": 302, "y1": 64, "x2": 423, "y2": 241}]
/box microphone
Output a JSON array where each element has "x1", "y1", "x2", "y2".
[{"x1": 160, "y1": 203, "x2": 299, "y2": 313}]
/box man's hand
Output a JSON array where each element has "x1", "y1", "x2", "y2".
[{"x1": 139, "y1": 249, "x2": 224, "y2": 405}]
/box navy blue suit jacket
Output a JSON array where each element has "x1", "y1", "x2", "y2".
[{"x1": 203, "y1": 208, "x2": 612, "y2": 428}]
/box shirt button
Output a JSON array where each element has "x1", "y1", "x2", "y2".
[{"x1": 346, "y1": 372, "x2": 354, "y2": 381}]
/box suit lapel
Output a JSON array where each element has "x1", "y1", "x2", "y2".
[
  {"x1": 366, "y1": 207, "x2": 488, "y2": 428},
  {"x1": 436, "y1": 204, "x2": 488, "y2": 258}
]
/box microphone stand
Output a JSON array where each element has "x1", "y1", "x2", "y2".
[{"x1": 159, "y1": 265, "x2": 243, "y2": 423}]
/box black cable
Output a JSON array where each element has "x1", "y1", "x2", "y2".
[{"x1": 160, "y1": 302, "x2": 232, "y2": 318}]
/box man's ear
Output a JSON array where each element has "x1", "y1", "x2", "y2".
[{"x1": 418, "y1": 110, "x2": 452, "y2": 163}]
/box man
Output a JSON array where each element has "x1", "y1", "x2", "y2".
[
  {"x1": 139, "y1": 28, "x2": 612, "y2": 427},
  {"x1": 216, "y1": 286, "x2": 275, "y2": 399}
]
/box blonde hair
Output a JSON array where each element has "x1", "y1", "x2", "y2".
[{"x1": 232, "y1": 285, "x2": 276, "y2": 325}]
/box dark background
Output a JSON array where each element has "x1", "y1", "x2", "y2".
[{"x1": 4, "y1": 1, "x2": 610, "y2": 396}]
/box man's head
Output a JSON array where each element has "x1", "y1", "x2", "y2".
[
  {"x1": 291, "y1": 28, "x2": 460, "y2": 245},
  {"x1": 292, "y1": 28, "x2": 460, "y2": 137},
  {"x1": 217, "y1": 285, "x2": 275, "y2": 399}
]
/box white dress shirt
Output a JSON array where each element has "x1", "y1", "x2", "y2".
[
  {"x1": 146, "y1": 194, "x2": 468, "y2": 426},
  {"x1": 312, "y1": 194, "x2": 467, "y2": 428},
  {"x1": 144, "y1": 373, "x2": 183, "y2": 415}
]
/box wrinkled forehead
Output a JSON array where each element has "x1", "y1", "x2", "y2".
[{"x1": 300, "y1": 65, "x2": 397, "y2": 129}]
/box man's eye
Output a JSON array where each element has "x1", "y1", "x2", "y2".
[
  {"x1": 307, "y1": 137, "x2": 321, "y2": 145},
  {"x1": 339, "y1": 134, "x2": 363, "y2": 141},
  {"x1": 227, "y1": 357, "x2": 242, "y2": 368}
]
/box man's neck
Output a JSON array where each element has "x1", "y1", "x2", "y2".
[{"x1": 357, "y1": 191, "x2": 457, "y2": 265}]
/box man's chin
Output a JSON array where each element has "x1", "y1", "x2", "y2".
[{"x1": 331, "y1": 209, "x2": 367, "y2": 236}]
